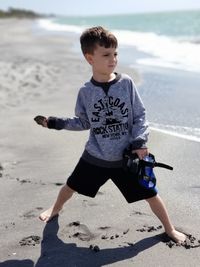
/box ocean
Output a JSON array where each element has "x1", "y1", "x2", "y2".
[{"x1": 37, "y1": 10, "x2": 200, "y2": 141}]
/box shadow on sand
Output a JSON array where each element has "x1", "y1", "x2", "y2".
[{"x1": 0, "y1": 216, "x2": 162, "y2": 267}]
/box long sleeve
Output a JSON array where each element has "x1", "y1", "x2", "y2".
[
  {"x1": 47, "y1": 89, "x2": 90, "y2": 131},
  {"x1": 130, "y1": 81, "x2": 149, "y2": 149}
]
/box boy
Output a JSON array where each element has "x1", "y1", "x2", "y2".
[{"x1": 35, "y1": 26, "x2": 186, "y2": 244}]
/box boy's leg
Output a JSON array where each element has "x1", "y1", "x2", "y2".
[
  {"x1": 146, "y1": 194, "x2": 186, "y2": 243},
  {"x1": 39, "y1": 184, "x2": 75, "y2": 223}
]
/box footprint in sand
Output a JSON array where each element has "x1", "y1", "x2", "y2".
[
  {"x1": 19, "y1": 235, "x2": 41, "y2": 246},
  {"x1": 98, "y1": 226, "x2": 130, "y2": 241},
  {"x1": 131, "y1": 210, "x2": 151, "y2": 216},
  {"x1": 136, "y1": 225, "x2": 162, "y2": 233},
  {"x1": 16, "y1": 178, "x2": 31, "y2": 184},
  {"x1": 67, "y1": 221, "x2": 98, "y2": 241},
  {"x1": 22, "y1": 207, "x2": 43, "y2": 219}
]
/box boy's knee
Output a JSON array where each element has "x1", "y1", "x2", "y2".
[
  {"x1": 64, "y1": 184, "x2": 76, "y2": 194},
  {"x1": 145, "y1": 194, "x2": 159, "y2": 204}
]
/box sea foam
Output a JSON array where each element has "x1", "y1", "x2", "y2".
[{"x1": 150, "y1": 123, "x2": 200, "y2": 142}]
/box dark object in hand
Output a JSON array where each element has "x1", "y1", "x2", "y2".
[{"x1": 34, "y1": 115, "x2": 47, "y2": 126}]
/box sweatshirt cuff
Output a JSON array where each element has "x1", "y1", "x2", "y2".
[
  {"x1": 47, "y1": 117, "x2": 56, "y2": 129},
  {"x1": 131, "y1": 139, "x2": 147, "y2": 150},
  {"x1": 47, "y1": 117, "x2": 65, "y2": 130}
]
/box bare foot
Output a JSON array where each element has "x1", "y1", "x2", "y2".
[
  {"x1": 39, "y1": 206, "x2": 61, "y2": 223},
  {"x1": 167, "y1": 229, "x2": 187, "y2": 244}
]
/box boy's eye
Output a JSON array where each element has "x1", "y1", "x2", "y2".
[{"x1": 103, "y1": 53, "x2": 118, "y2": 57}]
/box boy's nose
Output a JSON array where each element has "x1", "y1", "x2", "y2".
[{"x1": 111, "y1": 55, "x2": 117, "y2": 62}]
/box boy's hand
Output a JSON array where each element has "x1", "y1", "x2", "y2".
[
  {"x1": 132, "y1": 148, "x2": 148, "y2": 160},
  {"x1": 34, "y1": 115, "x2": 48, "y2": 127}
]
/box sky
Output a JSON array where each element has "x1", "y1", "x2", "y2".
[{"x1": 0, "y1": 0, "x2": 200, "y2": 16}]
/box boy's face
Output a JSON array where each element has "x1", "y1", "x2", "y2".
[{"x1": 85, "y1": 45, "x2": 118, "y2": 76}]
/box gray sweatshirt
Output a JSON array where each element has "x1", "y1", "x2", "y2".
[{"x1": 48, "y1": 73, "x2": 149, "y2": 167}]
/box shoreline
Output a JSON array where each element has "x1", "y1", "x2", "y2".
[
  {"x1": 150, "y1": 127, "x2": 200, "y2": 143},
  {"x1": 0, "y1": 18, "x2": 200, "y2": 266}
]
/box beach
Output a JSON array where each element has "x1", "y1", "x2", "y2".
[{"x1": 0, "y1": 19, "x2": 200, "y2": 267}]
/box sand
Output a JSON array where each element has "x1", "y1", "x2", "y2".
[{"x1": 0, "y1": 19, "x2": 200, "y2": 267}]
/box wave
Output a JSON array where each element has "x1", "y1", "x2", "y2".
[
  {"x1": 37, "y1": 18, "x2": 200, "y2": 73},
  {"x1": 114, "y1": 29, "x2": 200, "y2": 73},
  {"x1": 150, "y1": 123, "x2": 200, "y2": 142},
  {"x1": 38, "y1": 19, "x2": 83, "y2": 34}
]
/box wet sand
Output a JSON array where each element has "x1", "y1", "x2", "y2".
[{"x1": 0, "y1": 19, "x2": 200, "y2": 267}]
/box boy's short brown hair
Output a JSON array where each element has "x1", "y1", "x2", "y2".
[{"x1": 80, "y1": 26, "x2": 118, "y2": 55}]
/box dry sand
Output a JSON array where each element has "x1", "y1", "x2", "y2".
[{"x1": 0, "y1": 19, "x2": 200, "y2": 267}]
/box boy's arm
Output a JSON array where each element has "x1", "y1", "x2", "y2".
[
  {"x1": 34, "y1": 115, "x2": 90, "y2": 130},
  {"x1": 47, "y1": 115, "x2": 90, "y2": 131},
  {"x1": 34, "y1": 89, "x2": 90, "y2": 131},
  {"x1": 47, "y1": 89, "x2": 90, "y2": 131},
  {"x1": 130, "y1": 81, "x2": 149, "y2": 158}
]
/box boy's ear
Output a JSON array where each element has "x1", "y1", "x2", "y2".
[{"x1": 84, "y1": 53, "x2": 93, "y2": 65}]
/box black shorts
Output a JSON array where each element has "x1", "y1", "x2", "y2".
[{"x1": 67, "y1": 158, "x2": 157, "y2": 203}]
